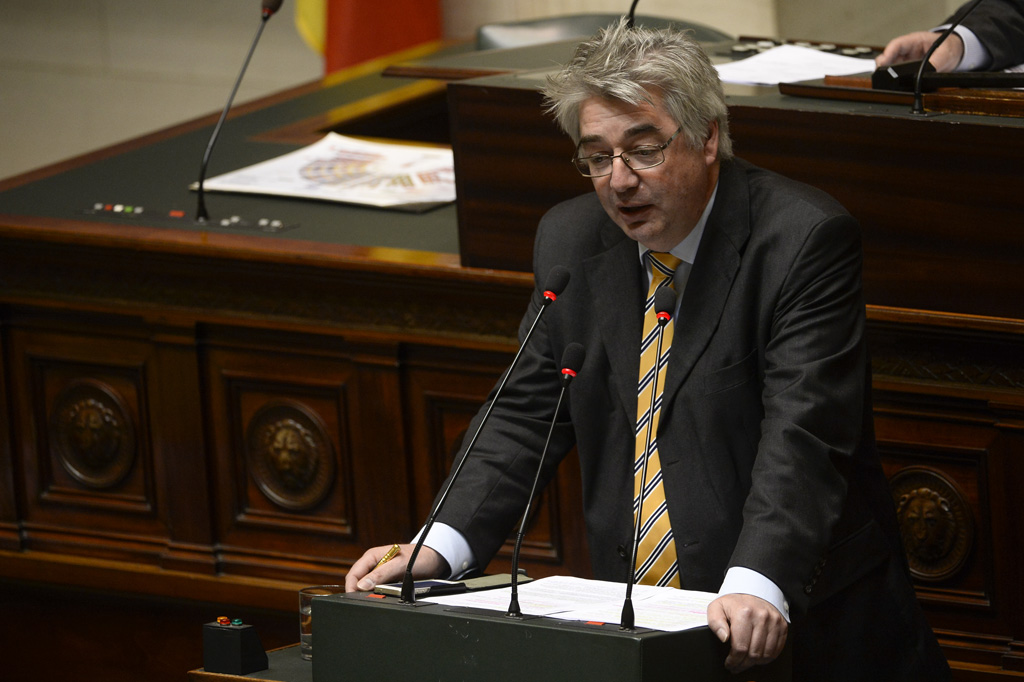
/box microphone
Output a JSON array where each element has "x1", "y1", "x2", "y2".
[
  {"x1": 910, "y1": 0, "x2": 984, "y2": 114},
  {"x1": 626, "y1": 0, "x2": 641, "y2": 28},
  {"x1": 195, "y1": 0, "x2": 285, "y2": 223},
  {"x1": 400, "y1": 265, "x2": 571, "y2": 603},
  {"x1": 506, "y1": 342, "x2": 586, "y2": 618},
  {"x1": 621, "y1": 285, "x2": 676, "y2": 630}
]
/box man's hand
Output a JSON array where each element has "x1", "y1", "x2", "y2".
[
  {"x1": 875, "y1": 31, "x2": 965, "y2": 72},
  {"x1": 344, "y1": 543, "x2": 447, "y2": 592},
  {"x1": 707, "y1": 593, "x2": 788, "y2": 673}
]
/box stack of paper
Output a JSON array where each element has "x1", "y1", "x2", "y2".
[
  {"x1": 715, "y1": 44, "x2": 875, "y2": 86},
  {"x1": 422, "y1": 575, "x2": 718, "y2": 632}
]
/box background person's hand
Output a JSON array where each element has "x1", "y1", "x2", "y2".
[{"x1": 876, "y1": 31, "x2": 965, "y2": 72}]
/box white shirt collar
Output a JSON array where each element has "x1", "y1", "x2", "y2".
[{"x1": 636, "y1": 180, "x2": 719, "y2": 268}]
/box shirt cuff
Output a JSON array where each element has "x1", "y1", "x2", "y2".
[
  {"x1": 719, "y1": 566, "x2": 791, "y2": 623},
  {"x1": 413, "y1": 522, "x2": 477, "y2": 579},
  {"x1": 938, "y1": 24, "x2": 992, "y2": 71}
]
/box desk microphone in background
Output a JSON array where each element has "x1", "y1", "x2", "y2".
[
  {"x1": 506, "y1": 342, "x2": 585, "y2": 618},
  {"x1": 626, "y1": 0, "x2": 642, "y2": 28},
  {"x1": 621, "y1": 285, "x2": 676, "y2": 630},
  {"x1": 400, "y1": 266, "x2": 571, "y2": 604},
  {"x1": 909, "y1": 0, "x2": 984, "y2": 114},
  {"x1": 195, "y1": 0, "x2": 285, "y2": 223}
]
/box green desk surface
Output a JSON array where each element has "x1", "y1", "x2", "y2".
[{"x1": 0, "y1": 51, "x2": 462, "y2": 256}]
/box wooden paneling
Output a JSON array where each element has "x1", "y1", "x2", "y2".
[
  {"x1": 5, "y1": 309, "x2": 206, "y2": 569},
  {"x1": 0, "y1": 312, "x2": 21, "y2": 551},
  {"x1": 868, "y1": 309, "x2": 1024, "y2": 673},
  {"x1": 727, "y1": 103, "x2": 1024, "y2": 320},
  {"x1": 449, "y1": 81, "x2": 590, "y2": 271},
  {"x1": 204, "y1": 330, "x2": 364, "y2": 582},
  {"x1": 0, "y1": 245, "x2": 537, "y2": 583}
]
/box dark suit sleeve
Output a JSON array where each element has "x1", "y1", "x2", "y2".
[
  {"x1": 953, "y1": 0, "x2": 1024, "y2": 70},
  {"x1": 728, "y1": 212, "x2": 869, "y2": 615}
]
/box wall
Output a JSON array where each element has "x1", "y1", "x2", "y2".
[
  {"x1": 776, "y1": 0, "x2": 965, "y2": 46},
  {"x1": 440, "y1": 0, "x2": 965, "y2": 44},
  {"x1": 0, "y1": 0, "x2": 322, "y2": 181},
  {"x1": 441, "y1": 0, "x2": 777, "y2": 42}
]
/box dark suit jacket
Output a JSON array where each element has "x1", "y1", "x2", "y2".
[
  {"x1": 436, "y1": 158, "x2": 948, "y2": 678},
  {"x1": 953, "y1": 0, "x2": 1024, "y2": 70}
]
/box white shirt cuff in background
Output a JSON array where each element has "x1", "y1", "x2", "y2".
[{"x1": 940, "y1": 24, "x2": 992, "y2": 71}]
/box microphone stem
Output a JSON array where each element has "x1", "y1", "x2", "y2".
[
  {"x1": 626, "y1": 0, "x2": 641, "y2": 28},
  {"x1": 402, "y1": 296, "x2": 556, "y2": 603},
  {"x1": 912, "y1": 0, "x2": 984, "y2": 114},
  {"x1": 507, "y1": 377, "x2": 570, "y2": 617},
  {"x1": 622, "y1": 319, "x2": 667, "y2": 630},
  {"x1": 196, "y1": 14, "x2": 270, "y2": 222}
]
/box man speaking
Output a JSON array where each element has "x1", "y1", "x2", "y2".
[{"x1": 346, "y1": 18, "x2": 950, "y2": 680}]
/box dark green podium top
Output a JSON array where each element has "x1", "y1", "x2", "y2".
[{"x1": 0, "y1": 43, "x2": 467, "y2": 266}]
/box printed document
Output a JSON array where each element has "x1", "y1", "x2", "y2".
[{"x1": 195, "y1": 133, "x2": 455, "y2": 212}]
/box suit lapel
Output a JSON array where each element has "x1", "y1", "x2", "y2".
[
  {"x1": 583, "y1": 230, "x2": 646, "y2": 420},
  {"x1": 660, "y1": 161, "x2": 751, "y2": 427}
]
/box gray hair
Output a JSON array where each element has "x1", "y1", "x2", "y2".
[{"x1": 543, "y1": 17, "x2": 733, "y2": 160}]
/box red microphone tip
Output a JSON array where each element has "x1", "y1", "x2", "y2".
[
  {"x1": 561, "y1": 368, "x2": 577, "y2": 378},
  {"x1": 656, "y1": 311, "x2": 672, "y2": 323},
  {"x1": 543, "y1": 290, "x2": 557, "y2": 302}
]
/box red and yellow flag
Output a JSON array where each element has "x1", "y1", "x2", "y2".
[{"x1": 295, "y1": 0, "x2": 442, "y2": 73}]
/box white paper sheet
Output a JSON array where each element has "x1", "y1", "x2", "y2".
[
  {"x1": 195, "y1": 133, "x2": 455, "y2": 212},
  {"x1": 422, "y1": 575, "x2": 717, "y2": 632},
  {"x1": 715, "y1": 44, "x2": 875, "y2": 86}
]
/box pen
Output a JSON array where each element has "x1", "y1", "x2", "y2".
[{"x1": 373, "y1": 544, "x2": 401, "y2": 569}]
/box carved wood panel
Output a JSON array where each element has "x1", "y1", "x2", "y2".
[
  {"x1": 868, "y1": 311, "x2": 1024, "y2": 672},
  {"x1": 6, "y1": 318, "x2": 172, "y2": 562},
  {"x1": 203, "y1": 328, "x2": 415, "y2": 582},
  {"x1": 878, "y1": 435, "x2": 990, "y2": 607}
]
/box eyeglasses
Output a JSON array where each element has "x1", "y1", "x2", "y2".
[{"x1": 572, "y1": 127, "x2": 683, "y2": 178}]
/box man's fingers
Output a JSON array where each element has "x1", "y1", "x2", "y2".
[
  {"x1": 876, "y1": 32, "x2": 939, "y2": 68},
  {"x1": 345, "y1": 544, "x2": 448, "y2": 593},
  {"x1": 355, "y1": 562, "x2": 404, "y2": 592},
  {"x1": 709, "y1": 594, "x2": 788, "y2": 673},
  {"x1": 344, "y1": 544, "x2": 406, "y2": 592},
  {"x1": 764, "y1": 619, "x2": 788, "y2": 661},
  {"x1": 706, "y1": 600, "x2": 730, "y2": 643},
  {"x1": 722, "y1": 604, "x2": 758, "y2": 672}
]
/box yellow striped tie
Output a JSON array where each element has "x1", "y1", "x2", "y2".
[{"x1": 634, "y1": 251, "x2": 682, "y2": 588}]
